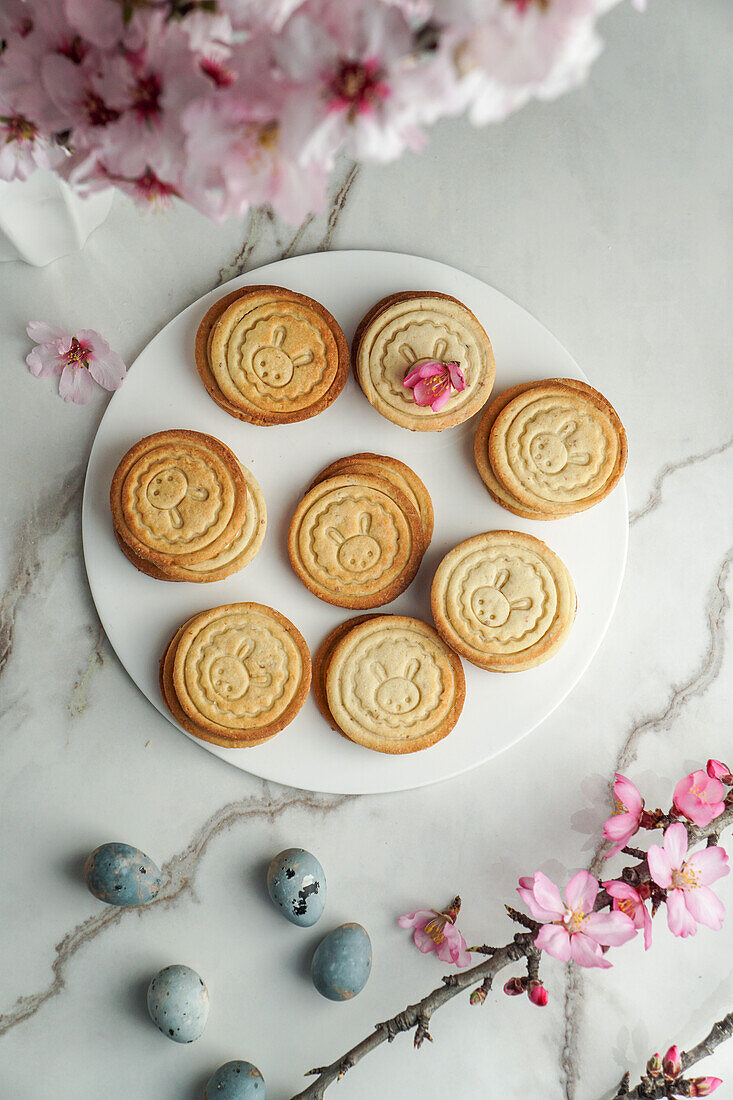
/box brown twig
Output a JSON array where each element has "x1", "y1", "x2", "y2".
[{"x1": 615, "y1": 1011, "x2": 733, "y2": 1097}]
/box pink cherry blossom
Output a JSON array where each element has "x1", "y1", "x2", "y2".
[
  {"x1": 663, "y1": 1044, "x2": 681, "y2": 1080},
  {"x1": 689, "y1": 1079, "x2": 723, "y2": 1097},
  {"x1": 518, "y1": 870, "x2": 636, "y2": 969},
  {"x1": 398, "y1": 897, "x2": 471, "y2": 967},
  {"x1": 26, "y1": 322, "x2": 126, "y2": 404},
  {"x1": 403, "y1": 359, "x2": 466, "y2": 412},
  {"x1": 707, "y1": 759, "x2": 733, "y2": 784},
  {"x1": 527, "y1": 980, "x2": 548, "y2": 1007},
  {"x1": 602, "y1": 774, "x2": 645, "y2": 858},
  {"x1": 647, "y1": 822, "x2": 729, "y2": 938},
  {"x1": 603, "y1": 880, "x2": 653, "y2": 951},
  {"x1": 673, "y1": 770, "x2": 726, "y2": 827}
]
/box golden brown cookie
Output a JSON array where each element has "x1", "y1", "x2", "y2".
[
  {"x1": 288, "y1": 473, "x2": 424, "y2": 609},
  {"x1": 325, "y1": 615, "x2": 465, "y2": 754},
  {"x1": 488, "y1": 381, "x2": 627, "y2": 516},
  {"x1": 353, "y1": 290, "x2": 495, "y2": 432},
  {"x1": 197, "y1": 285, "x2": 349, "y2": 425},
  {"x1": 111, "y1": 430, "x2": 247, "y2": 569},
  {"x1": 431, "y1": 531, "x2": 576, "y2": 672},
  {"x1": 310, "y1": 453, "x2": 434, "y2": 547},
  {"x1": 169, "y1": 603, "x2": 311, "y2": 745},
  {"x1": 312, "y1": 614, "x2": 380, "y2": 734}
]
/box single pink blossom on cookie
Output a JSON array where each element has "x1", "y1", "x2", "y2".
[
  {"x1": 647, "y1": 822, "x2": 729, "y2": 938},
  {"x1": 26, "y1": 322, "x2": 126, "y2": 404},
  {"x1": 603, "y1": 880, "x2": 653, "y2": 951},
  {"x1": 673, "y1": 769, "x2": 726, "y2": 827},
  {"x1": 602, "y1": 773, "x2": 644, "y2": 858},
  {"x1": 707, "y1": 759, "x2": 733, "y2": 784},
  {"x1": 398, "y1": 896, "x2": 471, "y2": 967},
  {"x1": 403, "y1": 359, "x2": 466, "y2": 412},
  {"x1": 518, "y1": 870, "x2": 636, "y2": 969}
]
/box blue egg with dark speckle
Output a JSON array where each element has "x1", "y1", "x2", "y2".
[
  {"x1": 204, "y1": 1060, "x2": 265, "y2": 1099},
  {"x1": 84, "y1": 842, "x2": 162, "y2": 907},
  {"x1": 311, "y1": 923, "x2": 372, "y2": 1001},
  {"x1": 147, "y1": 965, "x2": 209, "y2": 1043},
  {"x1": 267, "y1": 848, "x2": 326, "y2": 927}
]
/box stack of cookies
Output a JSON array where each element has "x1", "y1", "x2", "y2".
[
  {"x1": 474, "y1": 379, "x2": 627, "y2": 519},
  {"x1": 431, "y1": 531, "x2": 576, "y2": 672},
  {"x1": 111, "y1": 430, "x2": 266, "y2": 582},
  {"x1": 313, "y1": 614, "x2": 465, "y2": 754},
  {"x1": 287, "y1": 453, "x2": 432, "y2": 608},
  {"x1": 353, "y1": 291, "x2": 495, "y2": 431},
  {"x1": 195, "y1": 284, "x2": 349, "y2": 425},
  {"x1": 160, "y1": 602, "x2": 311, "y2": 748}
]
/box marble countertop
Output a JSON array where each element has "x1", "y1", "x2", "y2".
[{"x1": 1, "y1": 2, "x2": 731, "y2": 1097}]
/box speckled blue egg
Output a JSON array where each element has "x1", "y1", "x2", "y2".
[
  {"x1": 311, "y1": 923, "x2": 372, "y2": 1001},
  {"x1": 204, "y1": 1060, "x2": 265, "y2": 1099},
  {"x1": 147, "y1": 965, "x2": 209, "y2": 1043},
  {"x1": 267, "y1": 848, "x2": 326, "y2": 927},
  {"x1": 84, "y1": 842, "x2": 162, "y2": 906}
]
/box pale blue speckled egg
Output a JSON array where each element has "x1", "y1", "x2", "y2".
[
  {"x1": 204, "y1": 1060, "x2": 265, "y2": 1099},
  {"x1": 147, "y1": 965, "x2": 209, "y2": 1043},
  {"x1": 84, "y1": 842, "x2": 162, "y2": 906},
  {"x1": 267, "y1": 848, "x2": 326, "y2": 927},
  {"x1": 311, "y1": 923, "x2": 372, "y2": 1001}
]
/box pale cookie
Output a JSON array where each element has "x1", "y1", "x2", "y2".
[
  {"x1": 112, "y1": 430, "x2": 247, "y2": 568},
  {"x1": 117, "y1": 463, "x2": 266, "y2": 582},
  {"x1": 326, "y1": 615, "x2": 465, "y2": 754},
  {"x1": 312, "y1": 615, "x2": 380, "y2": 735},
  {"x1": 288, "y1": 474, "x2": 424, "y2": 609},
  {"x1": 171, "y1": 603, "x2": 311, "y2": 744},
  {"x1": 353, "y1": 291, "x2": 495, "y2": 432},
  {"x1": 202, "y1": 285, "x2": 349, "y2": 425},
  {"x1": 431, "y1": 531, "x2": 576, "y2": 672},
  {"x1": 311, "y1": 453, "x2": 434, "y2": 547},
  {"x1": 488, "y1": 381, "x2": 627, "y2": 516},
  {"x1": 160, "y1": 623, "x2": 274, "y2": 748}
]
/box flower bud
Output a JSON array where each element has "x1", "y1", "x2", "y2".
[
  {"x1": 663, "y1": 1044, "x2": 681, "y2": 1080},
  {"x1": 527, "y1": 980, "x2": 548, "y2": 1007},
  {"x1": 707, "y1": 759, "x2": 733, "y2": 784},
  {"x1": 470, "y1": 985, "x2": 487, "y2": 1006},
  {"x1": 503, "y1": 977, "x2": 525, "y2": 996},
  {"x1": 646, "y1": 1052, "x2": 662, "y2": 1078},
  {"x1": 689, "y1": 1078, "x2": 722, "y2": 1097}
]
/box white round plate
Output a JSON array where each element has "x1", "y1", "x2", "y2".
[{"x1": 82, "y1": 250, "x2": 627, "y2": 794}]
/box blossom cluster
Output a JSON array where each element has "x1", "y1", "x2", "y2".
[{"x1": 1, "y1": 0, "x2": 627, "y2": 224}]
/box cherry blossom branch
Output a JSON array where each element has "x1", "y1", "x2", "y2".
[{"x1": 615, "y1": 1011, "x2": 733, "y2": 1097}]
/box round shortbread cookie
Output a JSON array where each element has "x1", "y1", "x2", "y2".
[
  {"x1": 488, "y1": 381, "x2": 627, "y2": 516},
  {"x1": 326, "y1": 615, "x2": 465, "y2": 754},
  {"x1": 111, "y1": 429, "x2": 247, "y2": 568},
  {"x1": 160, "y1": 624, "x2": 274, "y2": 748},
  {"x1": 311, "y1": 453, "x2": 434, "y2": 547},
  {"x1": 431, "y1": 531, "x2": 576, "y2": 672},
  {"x1": 312, "y1": 615, "x2": 379, "y2": 735},
  {"x1": 288, "y1": 474, "x2": 424, "y2": 609},
  {"x1": 353, "y1": 291, "x2": 495, "y2": 432},
  {"x1": 171, "y1": 603, "x2": 311, "y2": 743},
  {"x1": 204, "y1": 285, "x2": 349, "y2": 425},
  {"x1": 117, "y1": 463, "x2": 266, "y2": 582}
]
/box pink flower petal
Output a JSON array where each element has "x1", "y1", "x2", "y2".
[
  {"x1": 602, "y1": 880, "x2": 637, "y2": 902},
  {"x1": 529, "y1": 872, "x2": 565, "y2": 920},
  {"x1": 430, "y1": 386, "x2": 452, "y2": 412},
  {"x1": 58, "y1": 363, "x2": 96, "y2": 404},
  {"x1": 663, "y1": 822, "x2": 689, "y2": 868},
  {"x1": 569, "y1": 931, "x2": 612, "y2": 969},
  {"x1": 614, "y1": 774, "x2": 643, "y2": 816},
  {"x1": 683, "y1": 885, "x2": 725, "y2": 931},
  {"x1": 398, "y1": 910, "x2": 432, "y2": 929},
  {"x1": 517, "y1": 886, "x2": 561, "y2": 924},
  {"x1": 412, "y1": 928, "x2": 438, "y2": 954},
  {"x1": 641, "y1": 906, "x2": 653, "y2": 951},
  {"x1": 686, "y1": 846, "x2": 730, "y2": 886},
  {"x1": 403, "y1": 360, "x2": 443, "y2": 387},
  {"x1": 412, "y1": 378, "x2": 448, "y2": 407},
  {"x1": 75, "y1": 329, "x2": 110, "y2": 358},
  {"x1": 565, "y1": 870, "x2": 598, "y2": 913},
  {"x1": 26, "y1": 344, "x2": 64, "y2": 378},
  {"x1": 535, "y1": 923, "x2": 571, "y2": 961},
  {"x1": 647, "y1": 842, "x2": 673, "y2": 889},
  {"x1": 27, "y1": 321, "x2": 69, "y2": 344},
  {"x1": 446, "y1": 362, "x2": 466, "y2": 391},
  {"x1": 666, "y1": 888, "x2": 698, "y2": 938},
  {"x1": 88, "y1": 349, "x2": 127, "y2": 391},
  {"x1": 585, "y1": 910, "x2": 636, "y2": 947}
]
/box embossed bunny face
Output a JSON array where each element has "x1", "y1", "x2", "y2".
[
  {"x1": 471, "y1": 569, "x2": 532, "y2": 628},
  {"x1": 529, "y1": 421, "x2": 590, "y2": 474},
  {"x1": 146, "y1": 466, "x2": 210, "y2": 529},
  {"x1": 373, "y1": 659, "x2": 421, "y2": 715},
  {"x1": 209, "y1": 638, "x2": 271, "y2": 701},
  {"x1": 252, "y1": 325, "x2": 314, "y2": 388},
  {"x1": 328, "y1": 514, "x2": 381, "y2": 573}
]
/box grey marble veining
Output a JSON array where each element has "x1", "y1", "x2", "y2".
[{"x1": 1, "y1": 1, "x2": 731, "y2": 1097}]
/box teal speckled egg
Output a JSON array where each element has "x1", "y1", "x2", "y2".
[
  {"x1": 311, "y1": 923, "x2": 372, "y2": 1001},
  {"x1": 84, "y1": 842, "x2": 162, "y2": 907},
  {"x1": 267, "y1": 848, "x2": 326, "y2": 927},
  {"x1": 147, "y1": 965, "x2": 209, "y2": 1043},
  {"x1": 204, "y1": 1061, "x2": 265, "y2": 1099}
]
